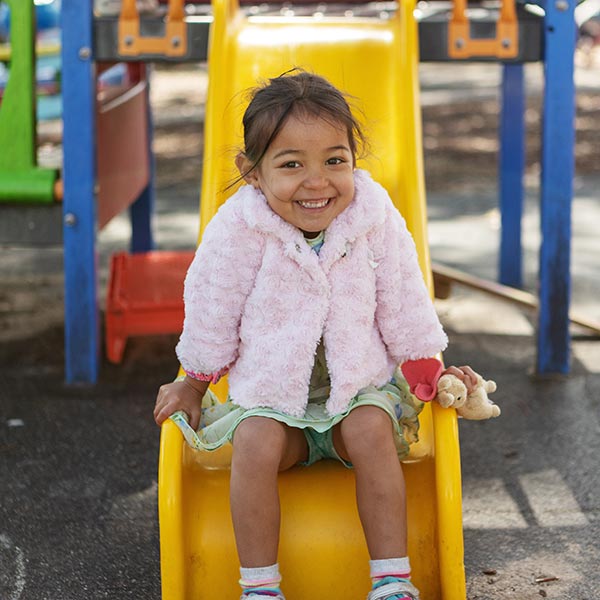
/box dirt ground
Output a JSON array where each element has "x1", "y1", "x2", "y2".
[
  {"x1": 148, "y1": 61, "x2": 600, "y2": 193},
  {"x1": 422, "y1": 89, "x2": 599, "y2": 192}
]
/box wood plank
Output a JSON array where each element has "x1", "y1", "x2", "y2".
[{"x1": 432, "y1": 262, "x2": 600, "y2": 334}]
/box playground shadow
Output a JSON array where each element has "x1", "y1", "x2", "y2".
[{"x1": 441, "y1": 313, "x2": 600, "y2": 599}]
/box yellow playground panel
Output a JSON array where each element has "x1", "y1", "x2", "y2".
[{"x1": 158, "y1": 0, "x2": 466, "y2": 597}]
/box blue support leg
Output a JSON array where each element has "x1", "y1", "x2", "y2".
[
  {"x1": 130, "y1": 180, "x2": 155, "y2": 253},
  {"x1": 61, "y1": 0, "x2": 99, "y2": 383},
  {"x1": 130, "y1": 65, "x2": 155, "y2": 254},
  {"x1": 499, "y1": 63, "x2": 525, "y2": 289},
  {"x1": 537, "y1": 0, "x2": 576, "y2": 374}
]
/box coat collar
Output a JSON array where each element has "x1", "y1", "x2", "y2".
[{"x1": 235, "y1": 169, "x2": 389, "y2": 271}]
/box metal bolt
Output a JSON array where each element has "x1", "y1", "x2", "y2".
[
  {"x1": 171, "y1": 36, "x2": 181, "y2": 48},
  {"x1": 64, "y1": 213, "x2": 77, "y2": 227},
  {"x1": 555, "y1": 0, "x2": 568, "y2": 10},
  {"x1": 124, "y1": 35, "x2": 135, "y2": 46},
  {"x1": 502, "y1": 38, "x2": 512, "y2": 48},
  {"x1": 455, "y1": 38, "x2": 465, "y2": 49},
  {"x1": 78, "y1": 47, "x2": 91, "y2": 60}
]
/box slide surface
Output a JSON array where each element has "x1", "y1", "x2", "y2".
[{"x1": 159, "y1": 0, "x2": 466, "y2": 597}]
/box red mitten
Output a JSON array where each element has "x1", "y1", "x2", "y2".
[{"x1": 401, "y1": 358, "x2": 444, "y2": 402}]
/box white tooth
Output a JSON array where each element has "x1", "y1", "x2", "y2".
[{"x1": 299, "y1": 199, "x2": 329, "y2": 208}]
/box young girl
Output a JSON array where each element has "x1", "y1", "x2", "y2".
[{"x1": 154, "y1": 70, "x2": 476, "y2": 600}]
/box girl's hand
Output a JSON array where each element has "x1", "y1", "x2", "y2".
[
  {"x1": 154, "y1": 377, "x2": 209, "y2": 430},
  {"x1": 442, "y1": 365, "x2": 479, "y2": 394}
]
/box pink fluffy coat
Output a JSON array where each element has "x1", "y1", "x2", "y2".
[{"x1": 176, "y1": 169, "x2": 447, "y2": 417}]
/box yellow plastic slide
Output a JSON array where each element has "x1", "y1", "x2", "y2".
[{"x1": 158, "y1": 0, "x2": 466, "y2": 597}]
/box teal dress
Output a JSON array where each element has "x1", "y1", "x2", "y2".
[{"x1": 170, "y1": 231, "x2": 424, "y2": 464}]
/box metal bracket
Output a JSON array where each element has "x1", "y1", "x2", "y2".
[
  {"x1": 118, "y1": 0, "x2": 187, "y2": 58},
  {"x1": 448, "y1": 0, "x2": 519, "y2": 59}
]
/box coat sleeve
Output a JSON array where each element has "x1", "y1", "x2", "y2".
[
  {"x1": 373, "y1": 201, "x2": 448, "y2": 363},
  {"x1": 175, "y1": 204, "x2": 264, "y2": 379}
]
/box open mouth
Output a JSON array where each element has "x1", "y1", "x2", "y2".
[{"x1": 296, "y1": 198, "x2": 332, "y2": 209}]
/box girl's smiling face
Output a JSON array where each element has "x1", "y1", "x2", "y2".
[{"x1": 237, "y1": 113, "x2": 355, "y2": 238}]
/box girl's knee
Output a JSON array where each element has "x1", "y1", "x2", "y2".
[
  {"x1": 339, "y1": 406, "x2": 393, "y2": 456},
  {"x1": 232, "y1": 417, "x2": 287, "y2": 468}
]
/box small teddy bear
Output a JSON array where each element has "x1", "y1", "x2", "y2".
[
  {"x1": 400, "y1": 358, "x2": 501, "y2": 421},
  {"x1": 436, "y1": 372, "x2": 500, "y2": 420}
]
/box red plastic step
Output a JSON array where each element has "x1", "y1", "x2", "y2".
[{"x1": 105, "y1": 250, "x2": 195, "y2": 363}]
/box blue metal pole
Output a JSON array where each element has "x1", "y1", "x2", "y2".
[
  {"x1": 537, "y1": 0, "x2": 576, "y2": 374},
  {"x1": 499, "y1": 63, "x2": 525, "y2": 289},
  {"x1": 61, "y1": 0, "x2": 99, "y2": 383},
  {"x1": 130, "y1": 65, "x2": 156, "y2": 254}
]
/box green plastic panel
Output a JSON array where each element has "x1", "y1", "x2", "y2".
[{"x1": 0, "y1": 0, "x2": 57, "y2": 203}]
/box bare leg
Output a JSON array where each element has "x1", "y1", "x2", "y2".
[
  {"x1": 230, "y1": 417, "x2": 308, "y2": 567},
  {"x1": 333, "y1": 406, "x2": 407, "y2": 558}
]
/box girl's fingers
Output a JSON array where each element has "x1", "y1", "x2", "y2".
[
  {"x1": 442, "y1": 365, "x2": 480, "y2": 392},
  {"x1": 154, "y1": 402, "x2": 171, "y2": 425},
  {"x1": 189, "y1": 411, "x2": 201, "y2": 431},
  {"x1": 442, "y1": 365, "x2": 463, "y2": 378},
  {"x1": 155, "y1": 401, "x2": 185, "y2": 426},
  {"x1": 154, "y1": 386, "x2": 175, "y2": 424},
  {"x1": 153, "y1": 398, "x2": 163, "y2": 422},
  {"x1": 458, "y1": 365, "x2": 478, "y2": 391},
  {"x1": 154, "y1": 383, "x2": 201, "y2": 427},
  {"x1": 154, "y1": 380, "x2": 203, "y2": 428}
]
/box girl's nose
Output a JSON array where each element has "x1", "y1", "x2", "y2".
[{"x1": 303, "y1": 169, "x2": 328, "y2": 190}]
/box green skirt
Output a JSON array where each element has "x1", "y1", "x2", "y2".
[{"x1": 170, "y1": 368, "x2": 424, "y2": 461}]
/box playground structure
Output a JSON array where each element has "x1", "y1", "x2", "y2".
[
  {"x1": 0, "y1": 0, "x2": 579, "y2": 598},
  {"x1": 0, "y1": 0, "x2": 578, "y2": 383}
]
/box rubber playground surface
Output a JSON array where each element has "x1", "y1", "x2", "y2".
[{"x1": 1, "y1": 60, "x2": 600, "y2": 599}]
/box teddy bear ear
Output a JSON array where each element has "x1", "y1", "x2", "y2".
[{"x1": 485, "y1": 380, "x2": 498, "y2": 393}]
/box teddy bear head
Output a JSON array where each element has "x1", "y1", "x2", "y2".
[
  {"x1": 436, "y1": 373, "x2": 468, "y2": 409},
  {"x1": 435, "y1": 373, "x2": 500, "y2": 420}
]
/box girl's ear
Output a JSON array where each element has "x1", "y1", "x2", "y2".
[{"x1": 235, "y1": 153, "x2": 260, "y2": 188}]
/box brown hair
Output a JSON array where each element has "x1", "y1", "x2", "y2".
[{"x1": 234, "y1": 69, "x2": 367, "y2": 185}]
